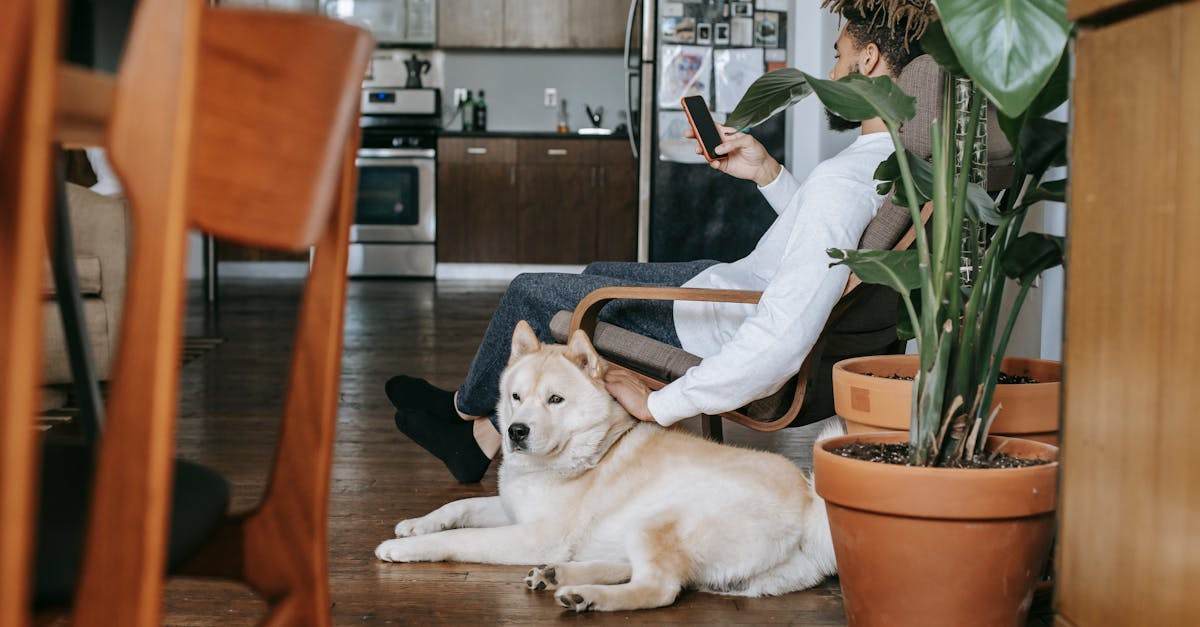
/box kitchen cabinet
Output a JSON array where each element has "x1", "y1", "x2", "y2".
[
  {"x1": 439, "y1": 0, "x2": 630, "y2": 50},
  {"x1": 516, "y1": 140, "x2": 596, "y2": 263},
  {"x1": 437, "y1": 136, "x2": 637, "y2": 264},
  {"x1": 437, "y1": 137, "x2": 519, "y2": 263},
  {"x1": 568, "y1": 0, "x2": 631, "y2": 49},
  {"x1": 592, "y1": 141, "x2": 638, "y2": 261},
  {"x1": 503, "y1": 0, "x2": 570, "y2": 48},
  {"x1": 438, "y1": 0, "x2": 504, "y2": 48}
]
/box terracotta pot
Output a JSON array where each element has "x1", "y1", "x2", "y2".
[
  {"x1": 814, "y1": 432, "x2": 1058, "y2": 627},
  {"x1": 832, "y1": 355, "x2": 1061, "y2": 445}
]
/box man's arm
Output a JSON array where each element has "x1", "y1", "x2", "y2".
[
  {"x1": 643, "y1": 185, "x2": 879, "y2": 426},
  {"x1": 686, "y1": 124, "x2": 799, "y2": 215}
]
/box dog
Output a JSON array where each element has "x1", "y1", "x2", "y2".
[{"x1": 374, "y1": 320, "x2": 838, "y2": 612}]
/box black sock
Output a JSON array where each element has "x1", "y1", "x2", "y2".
[
  {"x1": 385, "y1": 375, "x2": 458, "y2": 421},
  {"x1": 394, "y1": 409, "x2": 491, "y2": 483}
]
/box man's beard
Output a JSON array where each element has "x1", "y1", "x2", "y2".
[
  {"x1": 825, "y1": 65, "x2": 863, "y2": 132},
  {"x1": 825, "y1": 108, "x2": 862, "y2": 132}
]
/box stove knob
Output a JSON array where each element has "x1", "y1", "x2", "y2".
[{"x1": 392, "y1": 138, "x2": 403, "y2": 147}]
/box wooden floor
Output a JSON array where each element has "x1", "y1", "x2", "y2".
[{"x1": 161, "y1": 277, "x2": 1050, "y2": 625}]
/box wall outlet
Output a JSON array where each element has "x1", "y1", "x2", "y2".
[
  {"x1": 544, "y1": 87, "x2": 557, "y2": 108},
  {"x1": 452, "y1": 87, "x2": 468, "y2": 106}
]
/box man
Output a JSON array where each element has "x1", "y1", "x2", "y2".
[{"x1": 386, "y1": 4, "x2": 927, "y2": 483}]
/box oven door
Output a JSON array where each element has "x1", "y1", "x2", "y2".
[{"x1": 351, "y1": 148, "x2": 435, "y2": 243}]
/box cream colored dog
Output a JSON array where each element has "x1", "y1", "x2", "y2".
[{"x1": 375, "y1": 321, "x2": 837, "y2": 612}]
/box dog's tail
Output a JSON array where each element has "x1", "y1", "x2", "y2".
[
  {"x1": 814, "y1": 417, "x2": 847, "y2": 444},
  {"x1": 805, "y1": 417, "x2": 846, "y2": 577}
]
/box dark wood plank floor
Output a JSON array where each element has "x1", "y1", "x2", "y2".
[{"x1": 164, "y1": 277, "x2": 1051, "y2": 626}]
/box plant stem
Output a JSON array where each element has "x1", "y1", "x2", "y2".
[{"x1": 976, "y1": 279, "x2": 1034, "y2": 450}]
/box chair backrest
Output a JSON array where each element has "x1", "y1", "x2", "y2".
[
  {"x1": 858, "y1": 54, "x2": 1014, "y2": 251},
  {"x1": 64, "y1": 1, "x2": 370, "y2": 623},
  {"x1": 1, "y1": 0, "x2": 60, "y2": 624}
]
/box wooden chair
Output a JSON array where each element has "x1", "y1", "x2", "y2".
[
  {"x1": 551, "y1": 56, "x2": 1013, "y2": 440},
  {"x1": 4, "y1": 1, "x2": 372, "y2": 625},
  {"x1": 1, "y1": 0, "x2": 61, "y2": 625}
]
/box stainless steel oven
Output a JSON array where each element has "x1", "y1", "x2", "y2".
[{"x1": 349, "y1": 117, "x2": 438, "y2": 277}]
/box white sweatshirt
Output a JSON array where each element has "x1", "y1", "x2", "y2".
[{"x1": 647, "y1": 132, "x2": 894, "y2": 426}]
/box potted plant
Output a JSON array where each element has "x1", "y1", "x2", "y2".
[{"x1": 725, "y1": 0, "x2": 1072, "y2": 624}]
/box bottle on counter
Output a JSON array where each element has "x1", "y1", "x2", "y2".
[
  {"x1": 473, "y1": 90, "x2": 488, "y2": 131},
  {"x1": 556, "y1": 98, "x2": 569, "y2": 134},
  {"x1": 461, "y1": 90, "x2": 474, "y2": 132}
]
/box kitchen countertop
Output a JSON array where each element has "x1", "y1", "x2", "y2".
[{"x1": 438, "y1": 129, "x2": 630, "y2": 140}]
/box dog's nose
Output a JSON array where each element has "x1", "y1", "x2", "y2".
[{"x1": 508, "y1": 423, "x2": 530, "y2": 443}]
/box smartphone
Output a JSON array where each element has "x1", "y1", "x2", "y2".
[{"x1": 681, "y1": 95, "x2": 725, "y2": 162}]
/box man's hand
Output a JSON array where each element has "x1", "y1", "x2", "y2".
[
  {"x1": 604, "y1": 369, "x2": 655, "y2": 423},
  {"x1": 684, "y1": 123, "x2": 781, "y2": 187}
]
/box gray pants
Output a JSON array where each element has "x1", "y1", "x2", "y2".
[{"x1": 456, "y1": 260, "x2": 718, "y2": 420}]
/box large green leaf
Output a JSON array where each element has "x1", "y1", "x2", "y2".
[
  {"x1": 1020, "y1": 178, "x2": 1067, "y2": 208},
  {"x1": 827, "y1": 248, "x2": 921, "y2": 295},
  {"x1": 963, "y1": 182, "x2": 1002, "y2": 225},
  {"x1": 875, "y1": 153, "x2": 998, "y2": 224},
  {"x1": 1000, "y1": 232, "x2": 1064, "y2": 285},
  {"x1": 802, "y1": 72, "x2": 916, "y2": 127},
  {"x1": 997, "y1": 49, "x2": 1071, "y2": 151},
  {"x1": 936, "y1": 0, "x2": 1071, "y2": 117},
  {"x1": 875, "y1": 152, "x2": 933, "y2": 206},
  {"x1": 725, "y1": 68, "x2": 813, "y2": 131},
  {"x1": 1020, "y1": 117, "x2": 1068, "y2": 179}
]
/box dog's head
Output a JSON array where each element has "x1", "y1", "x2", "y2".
[{"x1": 496, "y1": 321, "x2": 635, "y2": 474}]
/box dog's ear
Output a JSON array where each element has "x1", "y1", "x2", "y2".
[
  {"x1": 566, "y1": 329, "x2": 606, "y2": 380},
  {"x1": 510, "y1": 320, "x2": 541, "y2": 363}
]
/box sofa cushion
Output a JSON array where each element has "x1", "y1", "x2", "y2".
[{"x1": 41, "y1": 255, "x2": 103, "y2": 297}]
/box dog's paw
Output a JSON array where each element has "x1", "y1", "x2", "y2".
[
  {"x1": 524, "y1": 564, "x2": 559, "y2": 591},
  {"x1": 394, "y1": 516, "x2": 447, "y2": 538},
  {"x1": 555, "y1": 587, "x2": 595, "y2": 613},
  {"x1": 375, "y1": 538, "x2": 425, "y2": 563}
]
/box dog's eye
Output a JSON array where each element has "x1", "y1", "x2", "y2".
[
  {"x1": 511, "y1": 393, "x2": 521, "y2": 402},
  {"x1": 548, "y1": 394, "x2": 564, "y2": 404}
]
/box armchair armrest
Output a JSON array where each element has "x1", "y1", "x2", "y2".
[{"x1": 569, "y1": 286, "x2": 763, "y2": 337}]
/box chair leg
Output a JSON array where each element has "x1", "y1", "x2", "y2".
[{"x1": 701, "y1": 415, "x2": 723, "y2": 443}]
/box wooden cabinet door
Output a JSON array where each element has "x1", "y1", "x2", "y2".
[
  {"x1": 568, "y1": 0, "x2": 629, "y2": 49},
  {"x1": 516, "y1": 139, "x2": 594, "y2": 263},
  {"x1": 504, "y1": 0, "x2": 569, "y2": 48},
  {"x1": 592, "y1": 141, "x2": 638, "y2": 261},
  {"x1": 437, "y1": 137, "x2": 518, "y2": 263},
  {"x1": 438, "y1": 0, "x2": 504, "y2": 47}
]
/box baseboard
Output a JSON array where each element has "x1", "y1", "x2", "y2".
[{"x1": 435, "y1": 263, "x2": 586, "y2": 282}]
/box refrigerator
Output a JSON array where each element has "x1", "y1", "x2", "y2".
[{"x1": 624, "y1": 0, "x2": 791, "y2": 263}]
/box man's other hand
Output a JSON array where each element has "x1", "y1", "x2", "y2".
[
  {"x1": 604, "y1": 368, "x2": 655, "y2": 422},
  {"x1": 684, "y1": 123, "x2": 781, "y2": 187}
]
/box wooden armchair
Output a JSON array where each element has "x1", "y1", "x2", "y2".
[
  {"x1": 1, "y1": 0, "x2": 371, "y2": 625},
  {"x1": 550, "y1": 55, "x2": 1013, "y2": 440}
]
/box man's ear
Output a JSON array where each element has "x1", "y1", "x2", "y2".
[
  {"x1": 566, "y1": 329, "x2": 606, "y2": 380},
  {"x1": 510, "y1": 320, "x2": 541, "y2": 363},
  {"x1": 860, "y1": 42, "x2": 886, "y2": 77}
]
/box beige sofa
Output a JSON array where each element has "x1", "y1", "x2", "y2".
[{"x1": 41, "y1": 183, "x2": 128, "y2": 387}]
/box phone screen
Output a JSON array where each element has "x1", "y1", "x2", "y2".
[{"x1": 682, "y1": 95, "x2": 724, "y2": 159}]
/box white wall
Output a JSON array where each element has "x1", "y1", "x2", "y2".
[{"x1": 785, "y1": 6, "x2": 857, "y2": 180}]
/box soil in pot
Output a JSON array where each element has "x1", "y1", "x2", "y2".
[{"x1": 829, "y1": 441, "x2": 1052, "y2": 469}]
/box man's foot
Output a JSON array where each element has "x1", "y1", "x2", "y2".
[
  {"x1": 394, "y1": 409, "x2": 491, "y2": 483},
  {"x1": 385, "y1": 375, "x2": 458, "y2": 421}
]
